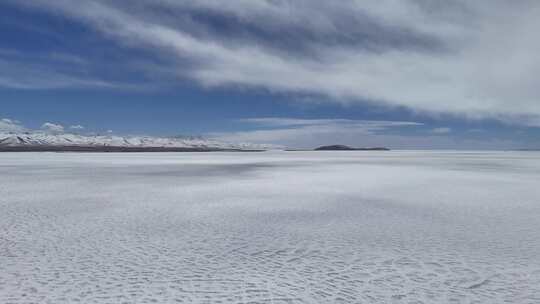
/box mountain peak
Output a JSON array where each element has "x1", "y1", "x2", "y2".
[{"x1": 0, "y1": 132, "x2": 269, "y2": 152}]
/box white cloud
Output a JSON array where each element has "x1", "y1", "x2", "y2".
[
  {"x1": 0, "y1": 119, "x2": 90, "y2": 134},
  {"x1": 41, "y1": 122, "x2": 65, "y2": 133},
  {"x1": 0, "y1": 118, "x2": 26, "y2": 132},
  {"x1": 431, "y1": 127, "x2": 452, "y2": 134},
  {"x1": 12, "y1": 0, "x2": 540, "y2": 125}
]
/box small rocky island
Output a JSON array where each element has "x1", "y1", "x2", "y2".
[{"x1": 314, "y1": 145, "x2": 390, "y2": 151}]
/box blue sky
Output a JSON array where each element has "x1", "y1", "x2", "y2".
[{"x1": 1, "y1": 1, "x2": 539, "y2": 149}]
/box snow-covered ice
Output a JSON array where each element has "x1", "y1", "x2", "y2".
[{"x1": 1, "y1": 151, "x2": 540, "y2": 303}]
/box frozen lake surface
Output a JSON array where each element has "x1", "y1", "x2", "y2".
[{"x1": 1, "y1": 151, "x2": 540, "y2": 303}]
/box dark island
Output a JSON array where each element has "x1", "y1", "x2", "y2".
[{"x1": 314, "y1": 145, "x2": 390, "y2": 151}]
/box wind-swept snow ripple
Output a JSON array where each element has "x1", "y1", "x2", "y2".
[{"x1": 1, "y1": 151, "x2": 539, "y2": 303}]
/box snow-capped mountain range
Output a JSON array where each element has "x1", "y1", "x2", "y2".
[{"x1": 0, "y1": 132, "x2": 268, "y2": 151}]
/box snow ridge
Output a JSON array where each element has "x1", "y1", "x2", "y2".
[{"x1": 0, "y1": 132, "x2": 268, "y2": 150}]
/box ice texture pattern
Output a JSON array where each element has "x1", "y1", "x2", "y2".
[{"x1": 1, "y1": 151, "x2": 540, "y2": 303}]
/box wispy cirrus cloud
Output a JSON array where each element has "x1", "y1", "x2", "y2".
[
  {"x1": 239, "y1": 117, "x2": 422, "y2": 130},
  {"x1": 431, "y1": 127, "x2": 452, "y2": 134},
  {"x1": 0, "y1": 53, "x2": 121, "y2": 90},
  {"x1": 210, "y1": 118, "x2": 423, "y2": 148},
  {"x1": 210, "y1": 118, "x2": 522, "y2": 149},
  {"x1": 5, "y1": 1, "x2": 540, "y2": 125}
]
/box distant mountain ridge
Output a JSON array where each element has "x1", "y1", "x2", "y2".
[{"x1": 0, "y1": 132, "x2": 268, "y2": 152}]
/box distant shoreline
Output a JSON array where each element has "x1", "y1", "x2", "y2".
[{"x1": 0, "y1": 146, "x2": 265, "y2": 153}]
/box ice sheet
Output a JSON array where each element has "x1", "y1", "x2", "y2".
[{"x1": 1, "y1": 151, "x2": 539, "y2": 303}]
